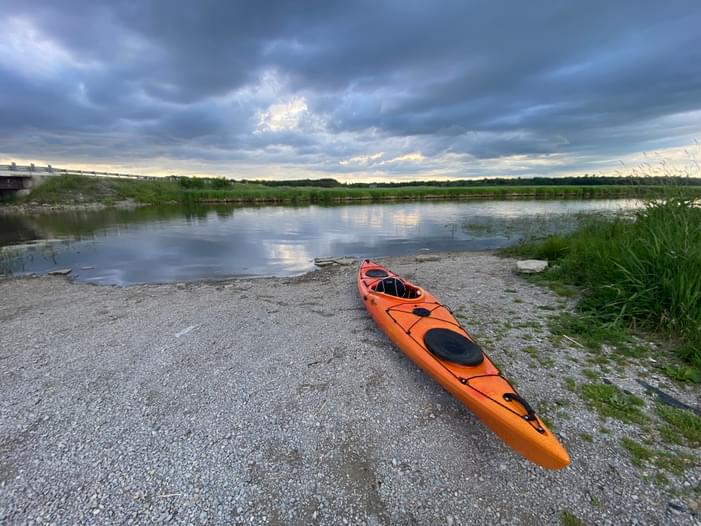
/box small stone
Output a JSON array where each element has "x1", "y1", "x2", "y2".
[
  {"x1": 48, "y1": 268, "x2": 72, "y2": 276},
  {"x1": 313, "y1": 256, "x2": 356, "y2": 267},
  {"x1": 515, "y1": 260, "x2": 548, "y2": 274},
  {"x1": 333, "y1": 257, "x2": 356, "y2": 266}
]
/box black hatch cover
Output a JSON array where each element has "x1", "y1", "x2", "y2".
[{"x1": 424, "y1": 328, "x2": 484, "y2": 366}]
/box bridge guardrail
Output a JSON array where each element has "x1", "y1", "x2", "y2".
[{"x1": 0, "y1": 163, "x2": 159, "y2": 180}]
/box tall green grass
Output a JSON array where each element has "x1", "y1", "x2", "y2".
[{"x1": 503, "y1": 189, "x2": 701, "y2": 369}]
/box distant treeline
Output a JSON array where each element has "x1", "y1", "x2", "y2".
[
  {"x1": 244, "y1": 175, "x2": 701, "y2": 188},
  {"x1": 11, "y1": 173, "x2": 701, "y2": 207}
]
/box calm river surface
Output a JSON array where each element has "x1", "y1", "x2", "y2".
[{"x1": 1, "y1": 199, "x2": 639, "y2": 285}]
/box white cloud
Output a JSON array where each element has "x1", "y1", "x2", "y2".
[
  {"x1": 256, "y1": 96, "x2": 309, "y2": 132},
  {"x1": 382, "y1": 152, "x2": 425, "y2": 164},
  {"x1": 339, "y1": 152, "x2": 384, "y2": 166}
]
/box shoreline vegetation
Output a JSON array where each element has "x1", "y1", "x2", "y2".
[
  {"x1": 500, "y1": 189, "x2": 701, "y2": 383},
  {"x1": 2, "y1": 173, "x2": 701, "y2": 207}
]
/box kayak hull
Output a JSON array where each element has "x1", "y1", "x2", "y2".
[{"x1": 358, "y1": 259, "x2": 570, "y2": 470}]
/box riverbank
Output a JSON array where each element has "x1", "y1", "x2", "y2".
[
  {"x1": 1, "y1": 252, "x2": 698, "y2": 524},
  {"x1": 0, "y1": 174, "x2": 685, "y2": 210},
  {"x1": 0, "y1": 199, "x2": 142, "y2": 215}
]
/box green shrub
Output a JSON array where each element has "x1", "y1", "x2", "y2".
[{"x1": 504, "y1": 190, "x2": 701, "y2": 370}]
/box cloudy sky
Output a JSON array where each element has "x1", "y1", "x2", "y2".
[{"x1": 1, "y1": 1, "x2": 700, "y2": 181}]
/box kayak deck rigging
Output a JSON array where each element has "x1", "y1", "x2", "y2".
[{"x1": 385, "y1": 299, "x2": 546, "y2": 434}]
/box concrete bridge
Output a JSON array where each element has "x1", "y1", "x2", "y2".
[{"x1": 0, "y1": 163, "x2": 158, "y2": 198}]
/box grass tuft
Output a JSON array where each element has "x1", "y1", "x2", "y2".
[
  {"x1": 656, "y1": 404, "x2": 701, "y2": 447},
  {"x1": 564, "y1": 377, "x2": 577, "y2": 392},
  {"x1": 621, "y1": 437, "x2": 654, "y2": 466},
  {"x1": 662, "y1": 364, "x2": 701, "y2": 384},
  {"x1": 560, "y1": 510, "x2": 586, "y2": 526},
  {"x1": 621, "y1": 437, "x2": 697, "y2": 475},
  {"x1": 580, "y1": 383, "x2": 648, "y2": 425},
  {"x1": 549, "y1": 312, "x2": 629, "y2": 351}
]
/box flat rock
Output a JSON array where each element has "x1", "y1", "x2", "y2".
[
  {"x1": 515, "y1": 259, "x2": 548, "y2": 273},
  {"x1": 416, "y1": 254, "x2": 440, "y2": 262},
  {"x1": 48, "y1": 268, "x2": 72, "y2": 276},
  {"x1": 314, "y1": 256, "x2": 356, "y2": 267},
  {"x1": 333, "y1": 256, "x2": 356, "y2": 266}
]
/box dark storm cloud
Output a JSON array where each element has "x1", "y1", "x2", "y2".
[{"x1": 0, "y1": 0, "x2": 700, "y2": 177}]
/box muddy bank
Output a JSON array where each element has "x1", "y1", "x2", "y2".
[
  {"x1": 0, "y1": 252, "x2": 698, "y2": 525},
  {"x1": 0, "y1": 199, "x2": 141, "y2": 215}
]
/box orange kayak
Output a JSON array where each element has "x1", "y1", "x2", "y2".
[{"x1": 358, "y1": 259, "x2": 570, "y2": 470}]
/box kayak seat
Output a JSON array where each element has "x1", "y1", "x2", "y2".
[
  {"x1": 423, "y1": 328, "x2": 484, "y2": 366},
  {"x1": 373, "y1": 277, "x2": 421, "y2": 299},
  {"x1": 374, "y1": 277, "x2": 405, "y2": 297}
]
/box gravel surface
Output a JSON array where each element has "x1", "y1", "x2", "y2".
[{"x1": 0, "y1": 252, "x2": 699, "y2": 525}]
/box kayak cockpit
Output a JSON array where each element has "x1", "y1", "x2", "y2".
[{"x1": 371, "y1": 277, "x2": 422, "y2": 299}]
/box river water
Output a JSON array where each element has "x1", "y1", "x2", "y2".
[{"x1": 0, "y1": 199, "x2": 640, "y2": 285}]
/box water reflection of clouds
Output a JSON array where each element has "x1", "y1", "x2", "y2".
[
  {"x1": 338, "y1": 205, "x2": 386, "y2": 231},
  {"x1": 337, "y1": 204, "x2": 428, "y2": 233},
  {"x1": 390, "y1": 208, "x2": 420, "y2": 229},
  {"x1": 6, "y1": 199, "x2": 643, "y2": 285},
  {"x1": 263, "y1": 242, "x2": 313, "y2": 271}
]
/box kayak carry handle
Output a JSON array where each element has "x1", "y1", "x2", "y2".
[{"x1": 503, "y1": 392, "x2": 544, "y2": 432}]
